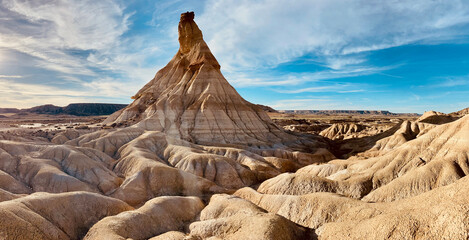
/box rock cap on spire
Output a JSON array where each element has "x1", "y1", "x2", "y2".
[
  {"x1": 180, "y1": 11, "x2": 195, "y2": 22},
  {"x1": 178, "y1": 11, "x2": 203, "y2": 54}
]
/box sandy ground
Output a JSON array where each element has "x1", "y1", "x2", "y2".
[
  {"x1": 0, "y1": 113, "x2": 109, "y2": 141},
  {"x1": 267, "y1": 112, "x2": 418, "y2": 134},
  {"x1": 0, "y1": 112, "x2": 419, "y2": 136}
]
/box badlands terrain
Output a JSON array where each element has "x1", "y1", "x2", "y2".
[{"x1": 1, "y1": 12, "x2": 469, "y2": 240}]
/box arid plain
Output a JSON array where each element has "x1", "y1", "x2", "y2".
[{"x1": 0, "y1": 12, "x2": 468, "y2": 240}]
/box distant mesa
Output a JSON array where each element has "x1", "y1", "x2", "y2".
[
  {"x1": 0, "y1": 108, "x2": 21, "y2": 114},
  {"x1": 0, "y1": 103, "x2": 127, "y2": 116}
]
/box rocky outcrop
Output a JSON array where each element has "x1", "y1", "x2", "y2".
[
  {"x1": 255, "y1": 104, "x2": 278, "y2": 113},
  {"x1": 51, "y1": 129, "x2": 80, "y2": 144},
  {"x1": 236, "y1": 173, "x2": 469, "y2": 240},
  {"x1": 0, "y1": 170, "x2": 31, "y2": 194},
  {"x1": 0, "y1": 192, "x2": 132, "y2": 240},
  {"x1": 0, "y1": 141, "x2": 122, "y2": 195},
  {"x1": 347, "y1": 120, "x2": 434, "y2": 158},
  {"x1": 85, "y1": 196, "x2": 204, "y2": 240},
  {"x1": 187, "y1": 194, "x2": 314, "y2": 239},
  {"x1": 417, "y1": 110, "x2": 459, "y2": 124},
  {"x1": 278, "y1": 110, "x2": 403, "y2": 116},
  {"x1": 319, "y1": 123, "x2": 366, "y2": 140},
  {"x1": 452, "y1": 107, "x2": 469, "y2": 116},
  {"x1": 254, "y1": 115, "x2": 469, "y2": 203},
  {"x1": 335, "y1": 120, "x2": 434, "y2": 158}
]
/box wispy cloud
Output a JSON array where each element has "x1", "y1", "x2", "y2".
[
  {"x1": 0, "y1": 75, "x2": 22, "y2": 78},
  {"x1": 227, "y1": 65, "x2": 392, "y2": 88},
  {"x1": 416, "y1": 75, "x2": 469, "y2": 89},
  {"x1": 434, "y1": 77, "x2": 469, "y2": 87},
  {"x1": 275, "y1": 84, "x2": 355, "y2": 94},
  {"x1": 1, "y1": 0, "x2": 131, "y2": 76},
  {"x1": 270, "y1": 98, "x2": 367, "y2": 110}
]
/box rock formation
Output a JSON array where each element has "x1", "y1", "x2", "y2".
[
  {"x1": 0, "y1": 192, "x2": 132, "y2": 240},
  {"x1": 237, "y1": 171, "x2": 469, "y2": 239},
  {"x1": 417, "y1": 110, "x2": 459, "y2": 124},
  {"x1": 452, "y1": 107, "x2": 469, "y2": 116},
  {"x1": 319, "y1": 123, "x2": 366, "y2": 140},
  {"x1": 187, "y1": 194, "x2": 314, "y2": 239},
  {"x1": 85, "y1": 196, "x2": 204, "y2": 240},
  {"x1": 103, "y1": 12, "x2": 308, "y2": 147},
  {"x1": 255, "y1": 115, "x2": 469, "y2": 202}
]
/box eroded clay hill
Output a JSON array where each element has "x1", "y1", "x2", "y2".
[{"x1": 237, "y1": 114, "x2": 469, "y2": 239}]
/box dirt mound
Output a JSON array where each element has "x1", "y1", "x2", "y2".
[{"x1": 417, "y1": 110, "x2": 459, "y2": 124}]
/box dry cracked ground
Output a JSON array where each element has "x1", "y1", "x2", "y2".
[{"x1": 1, "y1": 12, "x2": 469, "y2": 240}]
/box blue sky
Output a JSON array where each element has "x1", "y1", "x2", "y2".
[{"x1": 0, "y1": 0, "x2": 469, "y2": 113}]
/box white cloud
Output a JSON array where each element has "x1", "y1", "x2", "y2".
[
  {"x1": 0, "y1": 78, "x2": 131, "y2": 108},
  {"x1": 83, "y1": 78, "x2": 141, "y2": 98},
  {"x1": 197, "y1": 0, "x2": 469, "y2": 70},
  {"x1": 326, "y1": 57, "x2": 366, "y2": 70},
  {"x1": 3, "y1": 0, "x2": 129, "y2": 50},
  {"x1": 0, "y1": 75, "x2": 22, "y2": 78},
  {"x1": 0, "y1": 0, "x2": 132, "y2": 76},
  {"x1": 0, "y1": 0, "x2": 163, "y2": 107}
]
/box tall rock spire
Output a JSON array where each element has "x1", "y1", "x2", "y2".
[
  {"x1": 178, "y1": 11, "x2": 203, "y2": 54},
  {"x1": 104, "y1": 12, "x2": 294, "y2": 146}
]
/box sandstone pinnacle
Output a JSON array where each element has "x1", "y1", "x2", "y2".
[{"x1": 104, "y1": 11, "x2": 302, "y2": 146}]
